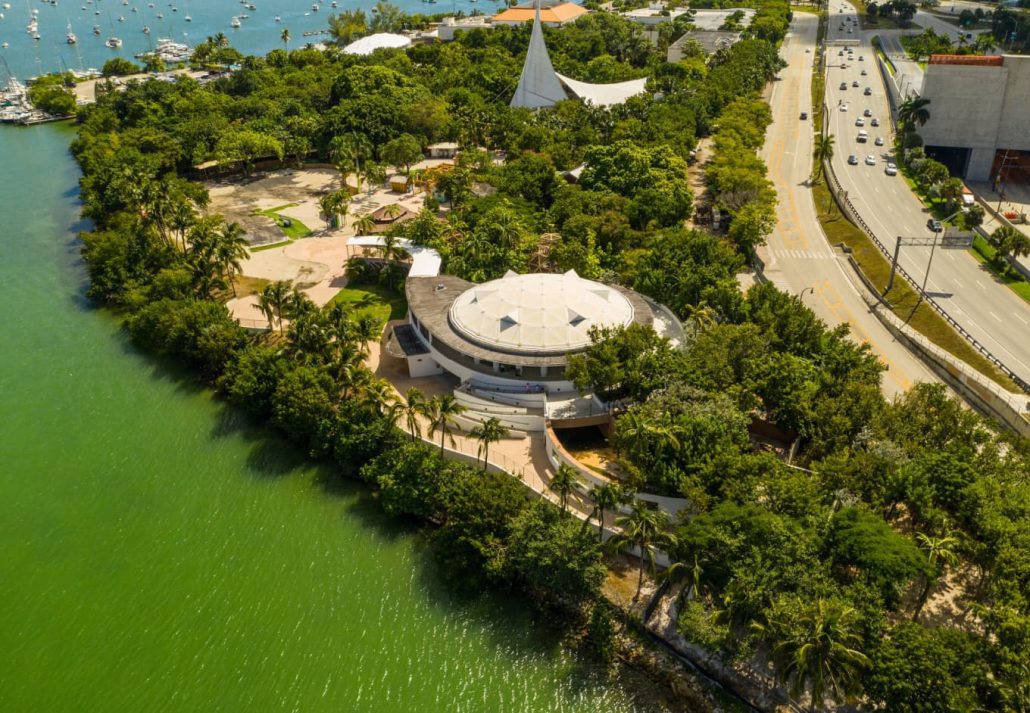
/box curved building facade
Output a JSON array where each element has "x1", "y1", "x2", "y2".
[{"x1": 397, "y1": 270, "x2": 679, "y2": 393}]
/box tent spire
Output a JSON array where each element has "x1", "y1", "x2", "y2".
[{"x1": 509, "y1": 0, "x2": 567, "y2": 108}]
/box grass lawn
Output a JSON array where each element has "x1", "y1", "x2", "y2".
[
  {"x1": 254, "y1": 203, "x2": 313, "y2": 241},
  {"x1": 970, "y1": 235, "x2": 1030, "y2": 305},
  {"x1": 328, "y1": 283, "x2": 408, "y2": 329}
]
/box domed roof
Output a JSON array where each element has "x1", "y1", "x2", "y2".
[{"x1": 448, "y1": 270, "x2": 635, "y2": 356}]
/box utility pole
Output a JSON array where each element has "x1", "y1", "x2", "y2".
[{"x1": 922, "y1": 225, "x2": 942, "y2": 293}]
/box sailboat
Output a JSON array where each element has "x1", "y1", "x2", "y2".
[
  {"x1": 66, "y1": 21, "x2": 78, "y2": 44},
  {"x1": 106, "y1": 12, "x2": 122, "y2": 48}
]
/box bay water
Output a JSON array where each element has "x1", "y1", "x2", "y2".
[{"x1": 0, "y1": 30, "x2": 650, "y2": 713}]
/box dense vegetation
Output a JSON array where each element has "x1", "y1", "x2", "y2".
[{"x1": 70, "y1": 2, "x2": 1030, "y2": 710}]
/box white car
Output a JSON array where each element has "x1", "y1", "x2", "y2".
[
  {"x1": 855, "y1": 117, "x2": 865, "y2": 126},
  {"x1": 865, "y1": 154, "x2": 877, "y2": 166},
  {"x1": 840, "y1": 103, "x2": 849, "y2": 111},
  {"x1": 848, "y1": 154, "x2": 859, "y2": 165},
  {"x1": 885, "y1": 162, "x2": 898, "y2": 176},
  {"x1": 875, "y1": 137, "x2": 885, "y2": 146}
]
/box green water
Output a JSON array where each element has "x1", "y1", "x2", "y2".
[{"x1": 0, "y1": 125, "x2": 643, "y2": 711}]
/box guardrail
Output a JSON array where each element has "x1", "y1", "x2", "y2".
[{"x1": 819, "y1": 103, "x2": 1030, "y2": 394}]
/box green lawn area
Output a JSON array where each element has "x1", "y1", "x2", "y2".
[
  {"x1": 970, "y1": 235, "x2": 1030, "y2": 305},
  {"x1": 254, "y1": 203, "x2": 313, "y2": 241},
  {"x1": 328, "y1": 283, "x2": 408, "y2": 329}
]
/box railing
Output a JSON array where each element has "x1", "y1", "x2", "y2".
[{"x1": 819, "y1": 107, "x2": 1030, "y2": 394}]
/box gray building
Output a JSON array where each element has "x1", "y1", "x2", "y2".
[{"x1": 919, "y1": 54, "x2": 1030, "y2": 181}]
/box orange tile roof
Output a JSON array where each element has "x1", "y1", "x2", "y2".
[{"x1": 493, "y1": 2, "x2": 589, "y2": 24}]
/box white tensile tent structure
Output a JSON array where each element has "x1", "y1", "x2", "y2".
[
  {"x1": 510, "y1": 0, "x2": 647, "y2": 109},
  {"x1": 555, "y1": 73, "x2": 649, "y2": 107},
  {"x1": 509, "y1": 1, "x2": 567, "y2": 108},
  {"x1": 342, "y1": 33, "x2": 412, "y2": 56}
]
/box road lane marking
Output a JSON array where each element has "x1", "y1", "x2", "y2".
[{"x1": 989, "y1": 311, "x2": 1002, "y2": 322}]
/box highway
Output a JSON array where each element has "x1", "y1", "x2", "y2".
[
  {"x1": 823, "y1": 1, "x2": 1030, "y2": 386},
  {"x1": 760, "y1": 11, "x2": 939, "y2": 396}
]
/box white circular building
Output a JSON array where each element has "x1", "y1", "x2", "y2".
[{"x1": 392, "y1": 270, "x2": 681, "y2": 393}]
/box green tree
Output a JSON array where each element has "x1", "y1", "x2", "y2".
[
  {"x1": 866, "y1": 622, "x2": 988, "y2": 713},
  {"x1": 381, "y1": 134, "x2": 423, "y2": 174},
  {"x1": 899, "y1": 96, "x2": 931, "y2": 132},
  {"x1": 913, "y1": 530, "x2": 960, "y2": 621},
  {"x1": 610, "y1": 499, "x2": 673, "y2": 601},
  {"x1": 812, "y1": 134, "x2": 835, "y2": 184},
  {"x1": 753, "y1": 597, "x2": 870, "y2": 710},
  {"x1": 280, "y1": 28, "x2": 290, "y2": 52},
  {"x1": 992, "y1": 225, "x2": 1030, "y2": 260},
  {"x1": 469, "y1": 417, "x2": 509, "y2": 469},
  {"x1": 426, "y1": 394, "x2": 466, "y2": 455},
  {"x1": 548, "y1": 464, "x2": 578, "y2": 514},
  {"x1": 257, "y1": 280, "x2": 292, "y2": 334},
  {"x1": 215, "y1": 129, "x2": 284, "y2": 176},
  {"x1": 101, "y1": 57, "x2": 141, "y2": 77},
  {"x1": 588, "y1": 482, "x2": 623, "y2": 543},
  {"x1": 401, "y1": 387, "x2": 426, "y2": 441}
]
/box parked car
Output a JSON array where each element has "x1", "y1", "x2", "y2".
[
  {"x1": 885, "y1": 162, "x2": 898, "y2": 176},
  {"x1": 800, "y1": 111, "x2": 808, "y2": 120},
  {"x1": 848, "y1": 154, "x2": 859, "y2": 165},
  {"x1": 871, "y1": 118, "x2": 880, "y2": 127},
  {"x1": 927, "y1": 218, "x2": 943, "y2": 232},
  {"x1": 855, "y1": 117, "x2": 865, "y2": 126},
  {"x1": 875, "y1": 136, "x2": 885, "y2": 146},
  {"x1": 865, "y1": 154, "x2": 877, "y2": 166},
  {"x1": 864, "y1": 87, "x2": 873, "y2": 95}
]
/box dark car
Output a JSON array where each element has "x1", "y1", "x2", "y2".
[
  {"x1": 800, "y1": 111, "x2": 808, "y2": 120},
  {"x1": 927, "y1": 218, "x2": 943, "y2": 232}
]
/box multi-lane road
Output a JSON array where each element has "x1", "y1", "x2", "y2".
[
  {"x1": 823, "y1": 1, "x2": 1030, "y2": 386},
  {"x1": 760, "y1": 11, "x2": 939, "y2": 396}
]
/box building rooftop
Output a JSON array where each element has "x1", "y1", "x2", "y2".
[
  {"x1": 494, "y1": 1, "x2": 588, "y2": 25},
  {"x1": 407, "y1": 274, "x2": 653, "y2": 367},
  {"x1": 449, "y1": 270, "x2": 636, "y2": 356}
]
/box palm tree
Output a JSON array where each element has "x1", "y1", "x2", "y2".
[
  {"x1": 753, "y1": 598, "x2": 870, "y2": 711},
  {"x1": 812, "y1": 133, "x2": 836, "y2": 184},
  {"x1": 898, "y1": 96, "x2": 931, "y2": 132},
  {"x1": 992, "y1": 225, "x2": 1030, "y2": 260},
  {"x1": 913, "y1": 530, "x2": 960, "y2": 621},
  {"x1": 469, "y1": 417, "x2": 509, "y2": 469},
  {"x1": 280, "y1": 28, "x2": 290, "y2": 52},
  {"x1": 361, "y1": 377, "x2": 399, "y2": 416},
  {"x1": 610, "y1": 499, "x2": 672, "y2": 602},
  {"x1": 586, "y1": 482, "x2": 623, "y2": 542},
  {"x1": 352, "y1": 212, "x2": 377, "y2": 236},
  {"x1": 216, "y1": 221, "x2": 248, "y2": 296},
  {"x1": 401, "y1": 387, "x2": 426, "y2": 441},
  {"x1": 548, "y1": 464, "x2": 578, "y2": 514},
  {"x1": 259, "y1": 280, "x2": 292, "y2": 334},
  {"x1": 319, "y1": 192, "x2": 341, "y2": 230},
  {"x1": 426, "y1": 394, "x2": 466, "y2": 456},
  {"x1": 973, "y1": 32, "x2": 997, "y2": 54}
]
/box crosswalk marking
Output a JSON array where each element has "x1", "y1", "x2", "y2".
[{"x1": 770, "y1": 248, "x2": 835, "y2": 260}]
